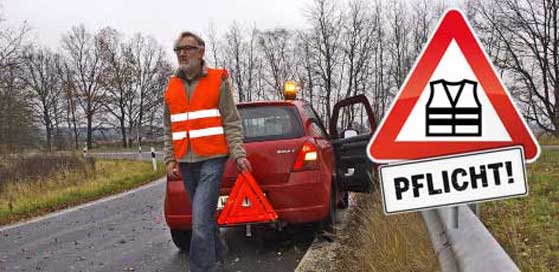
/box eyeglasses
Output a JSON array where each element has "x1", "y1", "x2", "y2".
[{"x1": 174, "y1": 45, "x2": 200, "y2": 53}]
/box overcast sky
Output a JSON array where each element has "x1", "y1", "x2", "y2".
[{"x1": 3, "y1": 0, "x2": 311, "y2": 57}]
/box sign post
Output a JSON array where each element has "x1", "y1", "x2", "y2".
[{"x1": 151, "y1": 147, "x2": 157, "y2": 171}]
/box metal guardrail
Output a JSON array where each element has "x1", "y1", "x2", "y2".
[{"x1": 422, "y1": 206, "x2": 520, "y2": 272}]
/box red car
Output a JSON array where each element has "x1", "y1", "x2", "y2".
[{"x1": 164, "y1": 91, "x2": 376, "y2": 251}]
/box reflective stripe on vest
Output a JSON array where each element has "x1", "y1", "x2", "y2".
[
  {"x1": 189, "y1": 126, "x2": 224, "y2": 138},
  {"x1": 171, "y1": 127, "x2": 224, "y2": 140},
  {"x1": 170, "y1": 109, "x2": 221, "y2": 122}
]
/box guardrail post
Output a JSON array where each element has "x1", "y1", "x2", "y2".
[
  {"x1": 468, "y1": 203, "x2": 480, "y2": 218},
  {"x1": 151, "y1": 147, "x2": 157, "y2": 171},
  {"x1": 82, "y1": 143, "x2": 88, "y2": 158},
  {"x1": 452, "y1": 206, "x2": 459, "y2": 228}
]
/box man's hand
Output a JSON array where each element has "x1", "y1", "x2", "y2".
[
  {"x1": 166, "y1": 161, "x2": 179, "y2": 179},
  {"x1": 235, "y1": 157, "x2": 252, "y2": 172}
]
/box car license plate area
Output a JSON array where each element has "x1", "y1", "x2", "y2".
[{"x1": 217, "y1": 194, "x2": 263, "y2": 210}]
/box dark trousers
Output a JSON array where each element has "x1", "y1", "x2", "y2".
[{"x1": 178, "y1": 157, "x2": 227, "y2": 272}]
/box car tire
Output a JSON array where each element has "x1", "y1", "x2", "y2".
[
  {"x1": 337, "y1": 191, "x2": 349, "y2": 209},
  {"x1": 321, "y1": 184, "x2": 336, "y2": 233},
  {"x1": 170, "y1": 229, "x2": 192, "y2": 252}
]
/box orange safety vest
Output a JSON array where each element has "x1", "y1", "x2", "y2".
[{"x1": 164, "y1": 68, "x2": 229, "y2": 159}]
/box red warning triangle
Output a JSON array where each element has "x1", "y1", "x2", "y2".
[
  {"x1": 367, "y1": 9, "x2": 540, "y2": 163},
  {"x1": 217, "y1": 171, "x2": 278, "y2": 226}
]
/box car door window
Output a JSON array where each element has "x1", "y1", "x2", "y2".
[
  {"x1": 309, "y1": 121, "x2": 328, "y2": 138},
  {"x1": 303, "y1": 105, "x2": 328, "y2": 138}
]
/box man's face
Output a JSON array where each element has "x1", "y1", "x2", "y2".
[{"x1": 175, "y1": 36, "x2": 204, "y2": 66}]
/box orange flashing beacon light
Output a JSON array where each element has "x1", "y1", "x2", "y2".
[{"x1": 283, "y1": 80, "x2": 299, "y2": 100}]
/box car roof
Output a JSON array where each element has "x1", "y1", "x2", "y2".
[{"x1": 237, "y1": 100, "x2": 306, "y2": 108}]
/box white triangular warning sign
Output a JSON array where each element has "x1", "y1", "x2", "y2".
[{"x1": 367, "y1": 9, "x2": 540, "y2": 163}]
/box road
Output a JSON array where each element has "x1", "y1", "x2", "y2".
[{"x1": 0, "y1": 177, "x2": 324, "y2": 272}]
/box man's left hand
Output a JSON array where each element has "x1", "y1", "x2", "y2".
[{"x1": 235, "y1": 157, "x2": 253, "y2": 172}]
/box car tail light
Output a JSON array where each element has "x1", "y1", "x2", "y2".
[{"x1": 292, "y1": 141, "x2": 319, "y2": 171}]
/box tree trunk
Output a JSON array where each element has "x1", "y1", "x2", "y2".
[
  {"x1": 120, "y1": 116, "x2": 127, "y2": 148},
  {"x1": 87, "y1": 113, "x2": 93, "y2": 149}
]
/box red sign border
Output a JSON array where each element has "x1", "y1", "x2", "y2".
[{"x1": 367, "y1": 9, "x2": 540, "y2": 163}]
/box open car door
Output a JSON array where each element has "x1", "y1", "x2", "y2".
[{"x1": 329, "y1": 95, "x2": 377, "y2": 193}]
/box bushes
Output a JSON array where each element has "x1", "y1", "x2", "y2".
[
  {"x1": 0, "y1": 153, "x2": 94, "y2": 190},
  {"x1": 0, "y1": 93, "x2": 39, "y2": 155}
]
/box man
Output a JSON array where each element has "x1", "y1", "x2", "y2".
[{"x1": 163, "y1": 31, "x2": 252, "y2": 272}]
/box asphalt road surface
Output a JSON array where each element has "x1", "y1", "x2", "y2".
[{"x1": 0, "y1": 177, "x2": 321, "y2": 272}]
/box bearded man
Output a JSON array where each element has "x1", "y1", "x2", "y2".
[{"x1": 163, "y1": 31, "x2": 252, "y2": 272}]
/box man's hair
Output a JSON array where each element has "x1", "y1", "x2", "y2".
[{"x1": 174, "y1": 31, "x2": 205, "y2": 49}]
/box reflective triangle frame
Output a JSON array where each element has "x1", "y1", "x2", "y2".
[{"x1": 217, "y1": 171, "x2": 278, "y2": 226}]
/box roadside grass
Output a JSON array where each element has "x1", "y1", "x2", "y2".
[
  {"x1": 0, "y1": 158, "x2": 165, "y2": 225},
  {"x1": 334, "y1": 191, "x2": 438, "y2": 272},
  {"x1": 537, "y1": 135, "x2": 559, "y2": 145},
  {"x1": 482, "y1": 149, "x2": 559, "y2": 271}
]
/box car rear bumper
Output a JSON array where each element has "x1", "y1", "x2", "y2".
[{"x1": 164, "y1": 170, "x2": 331, "y2": 229}]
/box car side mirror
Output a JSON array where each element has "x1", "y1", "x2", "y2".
[{"x1": 343, "y1": 129, "x2": 359, "y2": 138}]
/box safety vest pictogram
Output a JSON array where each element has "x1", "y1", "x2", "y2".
[
  {"x1": 164, "y1": 68, "x2": 229, "y2": 159},
  {"x1": 426, "y1": 79, "x2": 481, "y2": 136}
]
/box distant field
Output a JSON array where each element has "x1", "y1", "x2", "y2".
[
  {"x1": 0, "y1": 156, "x2": 164, "y2": 225},
  {"x1": 482, "y1": 149, "x2": 559, "y2": 271},
  {"x1": 537, "y1": 135, "x2": 559, "y2": 145},
  {"x1": 91, "y1": 141, "x2": 164, "y2": 153}
]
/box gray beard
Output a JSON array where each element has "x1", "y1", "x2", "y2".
[{"x1": 179, "y1": 60, "x2": 201, "y2": 81}]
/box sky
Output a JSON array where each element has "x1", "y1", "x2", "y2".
[{"x1": 2, "y1": 0, "x2": 311, "y2": 57}]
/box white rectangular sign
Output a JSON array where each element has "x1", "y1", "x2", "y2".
[{"x1": 379, "y1": 146, "x2": 527, "y2": 214}]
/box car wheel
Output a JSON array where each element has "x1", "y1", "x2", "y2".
[
  {"x1": 170, "y1": 229, "x2": 192, "y2": 252},
  {"x1": 337, "y1": 191, "x2": 349, "y2": 209},
  {"x1": 321, "y1": 184, "x2": 336, "y2": 233}
]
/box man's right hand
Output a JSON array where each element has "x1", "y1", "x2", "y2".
[{"x1": 166, "y1": 161, "x2": 179, "y2": 179}]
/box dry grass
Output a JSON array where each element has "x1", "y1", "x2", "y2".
[
  {"x1": 0, "y1": 158, "x2": 164, "y2": 225},
  {"x1": 334, "y1": 191, "x2": 438, "y2": 272},
  {"x1": 0, "y1": 153, "x2": 91, "y2": 188},
  {"x1": 482, "y1": 149, "x2": 559, "y2": 271}
]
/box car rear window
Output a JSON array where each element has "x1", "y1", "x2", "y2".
[{"x1": 238, "y1": 105, "x2": 304, "y2": 142}]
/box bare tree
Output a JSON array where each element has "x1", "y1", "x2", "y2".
[
  {"x1": 339, "y1": 0, "x2": 377, "y2": 128},
  {"x1": 224, "y1": 22, "x2": 247, "y2": 102},
  {"x1": 59, "y1": 62, "x2": 81, "y2": 150},
  {"x1": 257, "y1": 28, "x2": 295, "y2": 100},
  {"x1": 471, "y1": 0, "x2": 559, "y2": 135},
  {"x1": 0, "y1": 18, "x2": 36, "y2": 154},
  {"x1": 385, "y1": 0, "x2": 414, "y2": 91},
  {"x1": 21, "y1": 46, "x2": 65, "y2": 151},
  {"x1": 128, "y1": 33, "x2": 171, "y2": 147},
  {"x1": 97, "y1": 27, "x2": 135, "y2": 147},
  {"x1": 294, "y1": 30, "x2": 317, "y2": 107},
  {"x1": 62, "y1": 25, "x2": 105, "y2": 149},
  {"x1": 306, "y1": 0, "x2": 343, "y2": 125},
  {"x1": 207, "y1": 22, "x2": 221, "y2": 68},
  {"x1": 244, "y1": 25, "x2": 258, "y2": 101}
]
